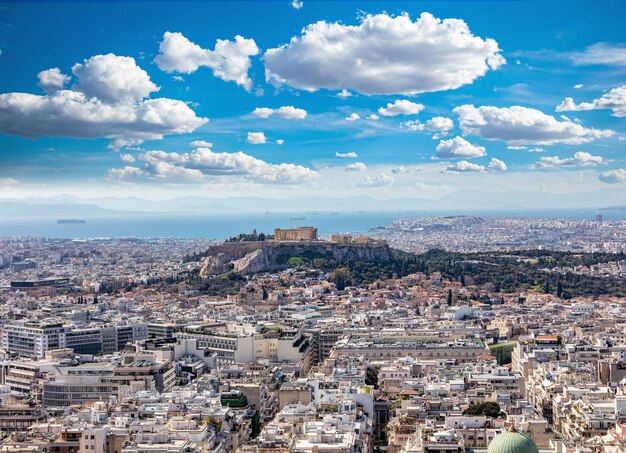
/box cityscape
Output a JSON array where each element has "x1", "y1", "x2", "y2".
[{"x1": 1, "y1": 1, "x2": 626, "y2": 453}]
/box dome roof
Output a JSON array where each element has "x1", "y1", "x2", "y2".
[{"x1": 486, "y1": 429, "x2": 539, "y2": 453}]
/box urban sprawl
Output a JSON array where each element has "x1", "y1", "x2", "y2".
[{"x1": 0, "y1": 222, "x2": 625, "y2": 453}]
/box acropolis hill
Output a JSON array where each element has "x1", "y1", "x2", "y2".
[{"x1": 199, "y1": 227, "x2": 391, "y2": 277}]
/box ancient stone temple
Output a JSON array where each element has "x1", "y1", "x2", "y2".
[{"x1": 274, "y1": 227, "x2": 318, "y2": 241}]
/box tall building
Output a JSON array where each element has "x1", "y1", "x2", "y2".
[{"x1": 1, "y1": 321, "x2": 68, "y2": 358}]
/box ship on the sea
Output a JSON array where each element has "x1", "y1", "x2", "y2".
[{"x1": 57, "y1": 219, "x2": 86, "y2": 224}]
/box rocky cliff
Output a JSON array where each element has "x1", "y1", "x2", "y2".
[{"x1": 199, "y1": 241, "x2": 392, "y2": 277}]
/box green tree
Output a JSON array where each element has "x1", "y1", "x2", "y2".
[
  {"x1": 462, "y1": 402, "x2": 501, "y2": 418},
  {"x1": 365, "y1": 365, "x2": 380, "y2": 388},
  {"x1": 331, "y1": 267, "x2": 352, "y2": 290}
]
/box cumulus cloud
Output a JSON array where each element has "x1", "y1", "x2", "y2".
[
  {"x1": 421, "y1": 116, "x2": 454, "y2": 132},
  {"x1": 0, "y1": 93, "x2": 206, "y2": 146},
  {"x1": 556, "y1": 85, "x2": 626, "y2": 117},
  {"x1": 291, "y1": 0, "x2": 303, "y2": 9},
  {"x1": 366, "y1": 114, "x2": 379, "y2": 120},
  {"x1": 487, "y1": 158, "x2": 507, "y2": 171},
  {"x1": 120, "y1": 153, "x2": 136, "y2": 163},
  {"x1": 276, "y1": 139, "x2": 285, "y2": 145},
  {"x1": 405, "y1": 116, "x2": 455, "y2": 137},
  {"x1": 337, "y1": 89, "x2": 352, "y2": 98},
  {"x1": 358, "y1": 172, "x2": 394, "y2": 187},
  {"x1": 568, "y1": 43, "x2": 626, "y2": 66},
  {"x1": 574, "y1": 84, "x2": 583, "y2": 89},
  {"x1": 599, "y1": 168, "x2": 626, "y2": 184},
  {"x1": 345, "y1": 113, "x2": 360, "y2": 121},
  {"x1": 263, "y1": 12, "x2": 505, "y2": 95},
  {"x1": 336, "y1": 152, "x2": 358, "y2": 158},
  {"x1": 253, "y1": 105, "x2": 307, "y2": 119},
  {"x1": 154, "y1": 31, "x2": 259, "y2": 91},
  {"x1": 190, "y1": 140, "x2": 213, "y2": 148},
  {"x1": 73, "y1": 54, "x2": 159, "y2": 103},
  {"x1": 453, "y1": 104, "x2": 614, "y2": 146},
  {"x1": 0, "y1": 90, "x2": 207, "y2": 149},
  {"x1": 345, "y1": 162, "x2": 367, "y2": 172},
  {"x1": 0, "y1": 53, "x2": 207, "y2": 149},
  {"x1": 536, "y1": 151, "x2": 604, "y2": 168},
  {"x1": 444, "y1": 160, "x2": 485, "y2": 173},
  {"x1": 37, "y1": 67, "x2": 70, "y2": 94},
  {"x1": 247, "y1": 131, "x2": 268, "y2": 144},
  {"x1": 378, "y1": 99, "x2": 424, "y2": 116},
  {"x1": 435, "y1": 136, "x2": 486, "y2": 159},
  {"x1": 108, "y1": 148, "x2": 319, "y2": 184}
]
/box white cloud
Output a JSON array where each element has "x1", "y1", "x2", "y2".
[
  {"x1": 252, "y1": 107, "x2": 274, "y2": 118},
  {"x1": 263, "y1": 12, "x2": 505, "y2": 95},
  {"x1": 528, "y1": 147, "x2": 545, "y2": 153},
  {"x1": 72, "y1": 54, "x2": 159, "y2": 103},
  {"x1": 172, "y1": 75, "x2": 185, "y2": 82},
  {"x1": 556, "y1": 85, "x2": 626, "y2": 117},
  {"x1": 412, "y1": 181, "x2": 439, "y2": 191},
  {"x1": 378, "y1": 99, "x2": 425, "y2": 117},
  {"x1": 358, "y1": 172, "x2": 394, "y2": 187},
  {"x1": 536, "y1": 151, "x2": 604, "y2": 168},
  {"x1": 253, "y1": 105, "x2": 307, "y2": 119},
  {"x1": 37, "y1": 67, "x2": 70, "y2": 94},
  {"x1": 391, "y1": 166, "x2": 408, "y2": 174},
  {"x1": 345, "y1": 162, "x2": 367, "y2": 172},
  {"x1": 574, "y1": 84, "x2": 583, "y2": 89},
  {"x1": 345, "y1": 113, "x2": 360, "y2": 121},
  {"x1": 337, "y1": 89, "x2": 352, "y2": 98},
  {"x1": 336, "y1": 152, "x2": 358, "y2": 158},
  {"x1": 276, "y1": 139, "x2": 285, "y2": 145},
  {"x1": 421, "y1": 116, "x2": 454, "y2": 132},
  {"x1": 247, "y1": 131, "x2": 268, "y2": 144},
  {"x1": 453, "y1": 104, "x2": 614, "y2": 146},
  {"x1": 568, "y1": 43, "x2": 626, "y2": 66},
  {"x1": 0, "y1": 54, "x2": 207, "y2": 149},
  {"x1": 108, "y1": 137, "x2": 144, "y2": 151},
  {"x1": 109, "y1": 148, "x2": 319, "y2": 184},
  {"x1": 444, "y1": 160, "x2": 485, "y2": 173},
  {"x1": 154, "y1": 31, "x2": 259, "y2": 91},
  {"x1": 599, "y1": 168, "x2": 626, "y2": 184},
  {"x1": 435, "y1": 136, "x2": 486, "y2": 159},
  {"x1": 189, "y1": 140, "x2": 213, "y2": 148},
  {"x1": 366, "y1": 114, "x2": 379, "y2": 120},
  {"x1": 404, "y1": 116, "x2": 454, "y2": 135},
  {"x1": 120, "y1": 153, "x2": 136, "y2": 163},
  {"x1": 0, "y1": 89, "x2": 207, "y2": 148},
  {"x1": 291, "y1": 0, "x2": 303, "y2": 9},
  {"x1": 0, "y1": 177, "x2": 19, "y2": 186},
  {"x1": 487, "y1": 158, "x2": 507, "y2": 172}
]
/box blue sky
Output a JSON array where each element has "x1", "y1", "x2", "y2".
[{"x1": 0, "y1": 0, "x2": 625, "y2": 202}]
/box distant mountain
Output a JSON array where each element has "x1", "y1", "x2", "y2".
[
  {"x1": 2, "y1": 188, "x2": 624, "y2": 217},
  {"x1": 0, "y1": 201, "x2": 129, "y2": 218},
  {"x1": 599, "y1": 205, "x2": 626, "y2": 211}
]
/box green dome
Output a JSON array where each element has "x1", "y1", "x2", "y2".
[{"x1": 486, "y1": 429, "x2": 539, "y2": 453}]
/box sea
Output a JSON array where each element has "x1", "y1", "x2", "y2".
[{"x1": 1, "y1": 208, "x2": 625, "y2": 240}]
